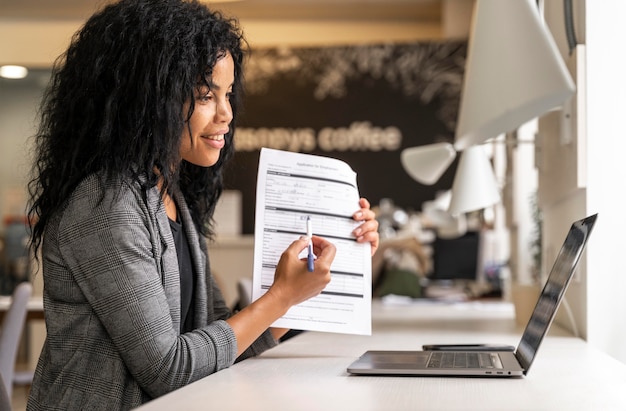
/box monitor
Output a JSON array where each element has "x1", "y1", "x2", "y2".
[{"x1": 430, "y1": 230, "x2": 481, "y2": 281}]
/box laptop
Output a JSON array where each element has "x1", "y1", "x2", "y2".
[{"x1": 347, "y1": 214, "x2": 597, "y2": 377}]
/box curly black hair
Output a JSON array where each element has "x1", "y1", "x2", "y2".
[{"x1": 27, "y1": 0, "x2": 246, "y2": 256}]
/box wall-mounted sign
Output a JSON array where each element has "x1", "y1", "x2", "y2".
[{"x1": 226, "y1": 41, "x2": 467, "y2": 234}]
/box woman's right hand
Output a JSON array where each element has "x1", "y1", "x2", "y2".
[
  {"x1": 266, "y1": 235, "x2": 336, "y2": 309},
  {"x1": 227, "y1": 235, "x2": 335, "y2": 355}
]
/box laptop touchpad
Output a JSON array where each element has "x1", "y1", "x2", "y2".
[{"x1": 372, "y1": 352, "x2": 430, "y2": 367}]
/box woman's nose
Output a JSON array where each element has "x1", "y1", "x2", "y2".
[{"x1": 216, "y1": 98, "x2": 233, "y2": 124}]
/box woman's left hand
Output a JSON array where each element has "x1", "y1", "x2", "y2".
[{"x1": 351, "y1": 198, "x2": 380, "y2": 256}]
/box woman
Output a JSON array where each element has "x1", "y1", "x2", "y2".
[{"x1": 26, "y1": 0, "x2": 379, "y2": 409}]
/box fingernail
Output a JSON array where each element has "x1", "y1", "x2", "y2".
[
  {"x1": 353, "y1": 228, "x2": 362, "y2": 236},
  {"x1": 355, "y1": 212, "x2": 363, "y2": 220}
]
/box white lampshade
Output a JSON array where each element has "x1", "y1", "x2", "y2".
[
  {"x1": 448, "y1": 145, "x2": 500, "y2": 215},
  {"x1": 454, "y1": 0, "x2": 576, "y2": 150},
  {"x1": 400, "y1": 142, "x2": 456, "y2": 185}
]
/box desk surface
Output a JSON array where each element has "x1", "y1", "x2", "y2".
[{"x1": 136, "y1": 300, "x2": 626, "y2": 411}]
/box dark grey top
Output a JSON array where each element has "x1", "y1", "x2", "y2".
[
  {"x1": 169, "y1": 217, "x2": 195, "y2": 333},
  {"x1": 27, "y1": 174, "x2": 277, "y2": 410}
]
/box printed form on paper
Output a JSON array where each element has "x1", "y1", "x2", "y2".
[{"x1": 252, "y1": 147, "x2": 372, "y2": 335}]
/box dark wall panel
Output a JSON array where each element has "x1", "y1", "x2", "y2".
[{"x1": 225, "y1": 41, "x2": 467, "y2": 234}]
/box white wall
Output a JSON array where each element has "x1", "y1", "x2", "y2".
[
  {"x1": 583, "y1": 0, "x2": 626, "y2": 364},
  {"x1": 540, "y1": 0, "x2": 626, "y2": 364}
]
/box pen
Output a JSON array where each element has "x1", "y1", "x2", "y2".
[{"x1": 306, "y1": 216, "x2": 314, "y2": 272}]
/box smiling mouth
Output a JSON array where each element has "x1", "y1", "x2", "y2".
[{"x1": 206, "y1": 134, "x2": 225, "y2": 141}]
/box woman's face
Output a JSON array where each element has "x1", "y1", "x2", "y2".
[{"x1": 180, "y1": 52, "x2": 234, "y2": 167}]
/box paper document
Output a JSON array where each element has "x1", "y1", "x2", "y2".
[{"x1": 252, "y1": 148, "x2": 372, "y2": 335}]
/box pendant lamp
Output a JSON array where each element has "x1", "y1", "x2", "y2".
[
  {"x1": 447, "y1": 145, "x2": 500, "y2": 215},
  {"x1": 401, "y1": 0, "x2": 576, "y2": 196}
]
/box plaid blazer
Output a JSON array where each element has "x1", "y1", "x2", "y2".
[{"x1": 27, "y1": 175, "x2": 277, "y2": 411}]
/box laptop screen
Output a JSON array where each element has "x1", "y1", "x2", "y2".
[{"x1": 516, "y1": 214, "x2": 597, "y2": 374}]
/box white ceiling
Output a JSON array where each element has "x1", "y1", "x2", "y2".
[{"x1": 0, "y1": 0, "x2": 442, "y2": 22}]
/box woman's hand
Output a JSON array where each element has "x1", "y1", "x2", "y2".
[
  {"x1": 351, "y1": 198, "x2": 380, "y2": 256},
  {"x1": 267, "y1": 235, "x2": 336, "y2": 309},
  {"x1": 227, "y1": 236, "x2": 335, "y2": 354}
]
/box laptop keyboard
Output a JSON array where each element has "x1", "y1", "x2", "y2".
[{"x1": 427, "y1": 352, "x2": 497, "y2": 369}]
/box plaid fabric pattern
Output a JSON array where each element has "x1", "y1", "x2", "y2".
[{"x1": 27, "y1": 175, "x2": 277, "y2": 410}]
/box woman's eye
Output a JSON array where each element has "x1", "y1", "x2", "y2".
[{"x1": 198, "y1": 93, "x2": 212, "y2": 103}]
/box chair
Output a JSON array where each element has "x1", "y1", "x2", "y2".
[
  {"x1": 236, "y1": 278, "x2": 253, "y2": 309},
  {"x1": 1, "y1": 218, "x2": 31, "y2": 295},
  {"x1": 0, "y1": 373, "x2": 11, "y2": 411},
  {"x1": 0, "y1": 282, "x2": 33, "y2": 402}
]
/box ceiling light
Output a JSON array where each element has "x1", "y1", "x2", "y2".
[{"x1": 0, "y1": 65, "x2": 29, "y2": 79}]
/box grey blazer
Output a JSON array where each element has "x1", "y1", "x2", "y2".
[{"x1": 27, "y1": 175, "x2": 277, "y2": 411}]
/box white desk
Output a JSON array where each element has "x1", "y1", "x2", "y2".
[{"x1": 136, "y1": 300, "x2": 626, "y2": 411}]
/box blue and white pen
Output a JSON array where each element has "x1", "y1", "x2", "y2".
[{"x1": 306, "y1": 216, "x2": 314, "y2": 272}]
